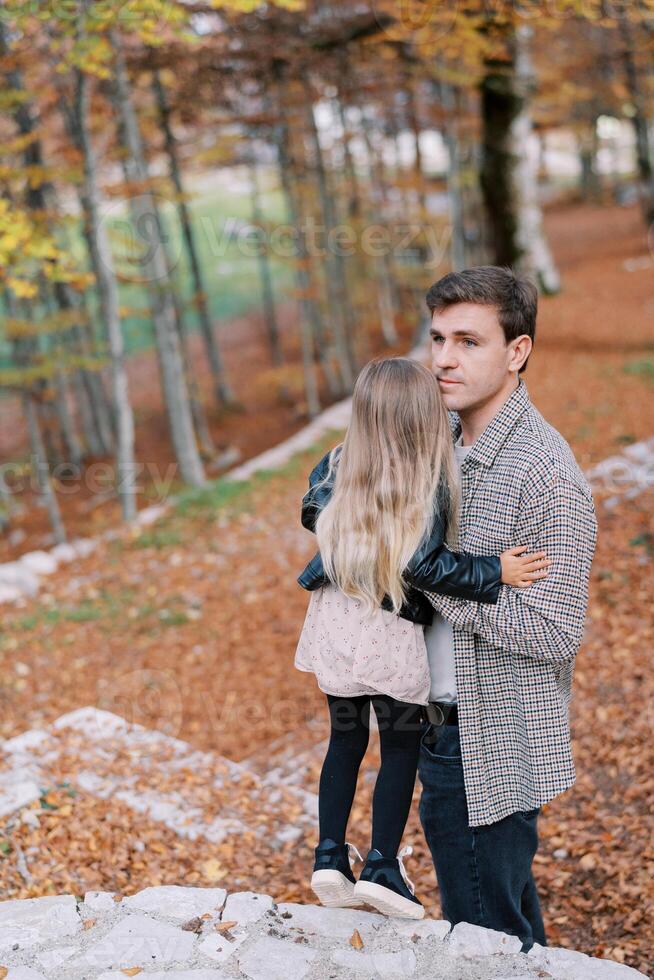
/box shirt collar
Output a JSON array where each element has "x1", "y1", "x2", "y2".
[{"x1": 448, "y1": 378, "x2": 531, "y2": 470}]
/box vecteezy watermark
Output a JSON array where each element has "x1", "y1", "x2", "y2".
[
  {"x1": 368, "y1": 0, "x2": 463, "y2": 45},
  {"x1": 96, "y1": 668, "x2": 184, "y2": 737},
  {"x1": 99, "y1": 192, "x2": 184, "y2": 284},
  {"x1": 197, "y1": 215, "x2": 453, "y2": 269},
  {"x1": 0, "y1": 457, "x2": 178, "y2": 502}
]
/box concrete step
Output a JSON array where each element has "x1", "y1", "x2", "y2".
[
  {"x1": 0, "y1": 706, "x2": 318, "y2": 849},
  {"x1": 0, "y1": 884, "x2": 645, "y2": 980}
]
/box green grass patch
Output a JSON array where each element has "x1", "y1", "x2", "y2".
[
  {"x1": 129, "y1": 528, "x2": 183, "y2": 550},
  {"x1": 623, "y1": 358, "x2": 654, "y2": 383},
  {"x1": 629, "y1": 532, "x2": 654, "y2": 555},
  {"x1": 171, "y1": 427, "x2": 343, "y2": 520}
]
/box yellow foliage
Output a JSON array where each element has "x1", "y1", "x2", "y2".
[{"x1": 6, "y1": 278, "x2": 38, "y2": 299}]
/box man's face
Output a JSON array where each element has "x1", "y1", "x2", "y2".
[{"x1": 429, "y1": 302, "x2": 529, "y2": 413}]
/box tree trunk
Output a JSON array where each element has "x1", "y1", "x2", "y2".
[
  {"x1": 114, "y1": 125, "x2": 216, "y2": 463},
  {"x1": 268, "y1": 73, "x2": 323, "y2": 415},
  {"x1": 72, "y1": 69, "x2": 138, "y2": 520},
  {"x1": 437, "y1": 81, "x2": 467, "y2": 272},
  {"x1": 479, "y1": 24, "x2": 560, "y2": 293},
  {"x1": 248, "y1": 157, "x2": 284, "y2": 369},
  {"x1": 359, "y1": 109, "x2": 402, "y2": 344},
  {"x1": 152, "y1": 67, "x2": 234, "y2": 407},
  {"x1": 578, "y1": 120, "x2": 600, "y2": 202},
  {"x1": 23, "y1": 387, "x2": 67, "y2": 544},
  {"x1": 405, "y1": 75, "x2": 427, "y2": 218},
  {"x1": 111, "y1": 31, "x2": 205, "y2": 486},
  {"x1": 304, "y1": 89, "x2": 357, "y2": 384},
  {"x1": 618, "y1": 11, "x2": 654, "y2": 225},
  {"x1": 332, "y1": 82, "x2": 374, "y2": 359}
]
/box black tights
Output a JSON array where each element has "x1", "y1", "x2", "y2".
[{"x1": 318, "y1": 693, "x2": 424, "y2": 857}]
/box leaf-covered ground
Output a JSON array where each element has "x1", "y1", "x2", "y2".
[{"x1": 0, "y1": 201, "x2": 652, "y2": 973}]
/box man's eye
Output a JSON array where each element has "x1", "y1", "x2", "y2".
[
  {"x1": 463, "y1": 339, "x2": 477, "y2": 348},
  {"x1": 431, "y1": 336, "x2": 444, "y2": 344}
]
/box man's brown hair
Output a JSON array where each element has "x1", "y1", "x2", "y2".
[{"x1": 426, "y1": 266, "x2": 538, "y2": 373}]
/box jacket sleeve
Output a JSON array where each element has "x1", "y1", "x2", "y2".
[
  {"x1": 423, "y1": 477, "x2": 598, "y2": 663},
  {"x1": 300, "y1": 449, "x2": 337, "y2": 533},
  {"x1": 297, "y1": 551, "x2": 327, "y2": 590},
  {"x1": 404, "y1": 513, "x2": 502, "y2": 604}
]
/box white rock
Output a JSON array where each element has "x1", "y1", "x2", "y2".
[
  {"x1": 34, "y1": 944, "x2": 78, "y2": 970},
  {"x1": 274, "y1": 824, "x2": 303, "y2": 843},
  {"x1": 275, "y1": 902, "x2": 387, "y2": 939},
  {"x1": 19, "y1": 809, "x2": 41, "y2": 828},
  {"x1": 447, "y1": 921, "x2": 523, "y2": 956},
  {"x1": 19, "y1": 550, "x2": 58, "y2": 575},
  {"x1": 81, "y1": 891, "x2": 119, "y2": 913},
  {"x1": 221, "y1": 891, "x2": 273, "y2": 926},
  {"x1": 2, "y1": 728, "x2": 52, "y2": 754},
  {"x1": 122, "y1": 885, "x2": 227, "y2": 923},
  {"x1": 197, "y1": 924, "x2": 248, "y2": 964},
  {"x1": 0, "y1": 583, "x2": 23, "y2": 603},
  {"x1": 237, "y1": 936, "x2": 317, "y2": 980},
  {"x1": 137, "y1": 504, "x2": 169, "y2": 526},
  {"x1": 528, "y1": 943, "x2": 649, "y2": 979},
  {"x1": 0, "y1": 562, "x2": 40, "y2": 596},
  {"x1": 49, "y1": 542, "x2": 78, "y2": 563},
  {"x1": 3, "y1": 969, "x2": 49, "y2": 979},
  {"x1": 0, "y1": 777, "x2": 41, "y2": 819},
  {"x1": 0, "y1": 895, "x2": 81, "y2": 952},
  {"x1": 393, "y1": 918, "x2": 450, "y2": 941},
  {"x1": 71, "y1": 537, "x2": 97, "y2": 558},
  {"x1": 98, "y1": 972, "x2": 230, "y2": 980},
  {"x1": 332, "y1": 948, "x2": 417, "y2": 977},
  {"x1": 52, "y1": 705, "x2": 129, "y2": 737},
  {"x1": 76, "y1": 912, "x2": 195, "y2": 969}
]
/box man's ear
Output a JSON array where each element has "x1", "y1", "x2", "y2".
[{"x1": 508, "y1": 335, "x2": 533, "y2": 374}]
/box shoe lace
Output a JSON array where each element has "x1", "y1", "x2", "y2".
[
  {"x1": 345, "y1": 841, "x2": 363, "y2": 866},
  {"x1": 396, "y1": 845, "x2": 415, "y2": 895}
]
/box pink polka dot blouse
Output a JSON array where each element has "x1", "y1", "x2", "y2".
[{"x1": 294, "y1": 582, "x2": 431, "y2": 705}]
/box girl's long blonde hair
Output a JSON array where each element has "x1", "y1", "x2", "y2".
[{"x1": 316, "y1": 357, "x2": 460, "y2": 619}]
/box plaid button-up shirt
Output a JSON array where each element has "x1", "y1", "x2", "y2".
[{"x1": 422, "y1": 378, "x2": 598, "y2": 826}]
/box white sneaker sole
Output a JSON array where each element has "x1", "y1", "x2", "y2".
[
  {"x1": 311, "y1": 869, "x2": 362, "y2": 908},
  {"x1": 353, "y1": 880, "x2": 425, "y2": 919}
]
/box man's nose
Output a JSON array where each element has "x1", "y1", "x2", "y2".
[{"x1": 432, "y1": 341, "x2": 457, "y2": 370}]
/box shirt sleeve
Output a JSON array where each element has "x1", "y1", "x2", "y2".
[{"x1": 422, "y1": 476, "x2": 598, "y2": 663}]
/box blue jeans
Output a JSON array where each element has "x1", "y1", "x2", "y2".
[{"x1": 417, "y1": 721, "x2": 547, "y2": 952}]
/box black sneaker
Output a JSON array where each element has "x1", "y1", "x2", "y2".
[
  {"x1": 353, "y1": 844, "x2": 425, "y2": 919},
  {"x1": 310, "y1": 838, "x2": 364, "y2": 908}
]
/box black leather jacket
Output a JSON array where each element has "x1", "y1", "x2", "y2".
[{"x1": 297, "y1": 448, "x2": 502, "y2": 626}]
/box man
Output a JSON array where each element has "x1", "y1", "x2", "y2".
[{"x1": 417, "y1": 266, "x2": 597, "y2": 951}]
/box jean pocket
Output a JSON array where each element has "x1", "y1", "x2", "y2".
[{"x1": 420, "y1": 725, "x2": 462, "y2": 764}]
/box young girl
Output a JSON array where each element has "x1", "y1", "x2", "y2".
[{"x1": 294, "y1": 357, "x2": 550, "y2": 919}]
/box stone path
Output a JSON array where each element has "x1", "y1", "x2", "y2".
[
  {"x1": 0, "y1": 883, "x2": 647, "y2": 979},
  {"x1": 0, "y1": 707, "x2": 317, "y2": 850},
  {"x1": 0, "y1": 710, "x2": 649, "y2": 979}
]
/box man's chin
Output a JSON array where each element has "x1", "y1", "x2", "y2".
[{"x1": 440, "y1": 386, "x2": 465, "y2": 410}]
